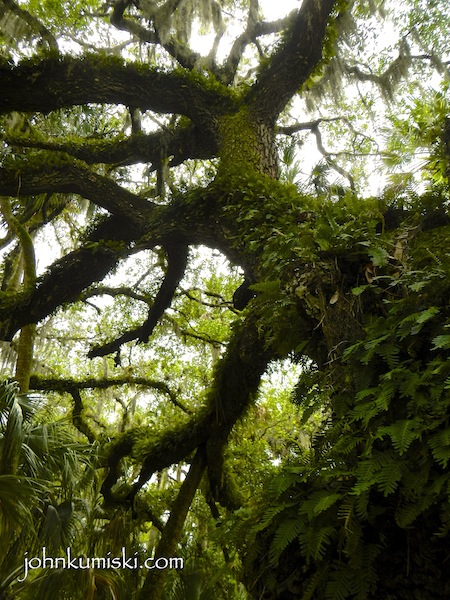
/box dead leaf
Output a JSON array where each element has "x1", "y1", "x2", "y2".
[
  {"x1": 393, "y1": 240, "x2": 403, "y2": 261},
  {"x1": 329, "y1": 290, "x2": 339, "y2": 304}
]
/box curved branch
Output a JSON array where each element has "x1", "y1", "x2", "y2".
[
  {"x1": 29, "y1": 374, "x2": 191, "y2": 413},
  {"x1": 0, "y1": 184, "x2": 234, "y2": 341},
  {"x1": 113, "y1": 315, "x2": 274, "y2": 504},
  {"x1": 110, "y1": 0, "x2": 204, "y2": 72},
  {"x1": 1, "y1": 121, "x2": 218, "y2": 169},
  {"x1": 278, "y1": 116, "x2": 347, "y2": 136},
  {"x1": 0, "y1": 215, "x2": 139, "y2": 340},
  {"x1": 81, "y1": 285, "x2": 151, "y2": 304},
  {"x1": 310, "y1": 123, "x2": 355, "y2": 191},
  {"x1": 219, "y1": 10, "x2": 294, "y2": 85},
  {"x1": 0, "y1": 162, "x2": 154, "y2": 225},
  {"x1": 0, "y1": 55, "x2": 237, "y2": 125},
  {"x1": 87, "y1": 243, "x2": 189, "y2": 358},
  {"x1": 0, "y1": 0, "x2": 59, "y2": 51},
  {"x1": 0, "y1": 197, "x2": 37, "y2": 392},
  {"x1": 68, "y1": 387, "x2": 97, "y2": 443},
  {"x1": 245, "y1": 0, "x2": 337, "y2": 121},
  {"x1": 0, "y1": 197, "x2": 36, "y2": 287},
  {"x1": 138, "y1": 446, "x2": 206, "y2": 600}
]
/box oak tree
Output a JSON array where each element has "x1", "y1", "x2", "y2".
[{"x1": 1, "y1": 0, "x2": 450, "y2": 598}]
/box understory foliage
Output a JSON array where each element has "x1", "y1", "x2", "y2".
[
  {"x1": 1, "y1": 0, "x2": 450, "y2": 598},
  {"x1": 237, "y1": 192, "x2": 450, "y2": 599}
]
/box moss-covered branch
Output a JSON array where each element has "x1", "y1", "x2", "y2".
[
  {"x1": 68, "y1": 387, "x2": 97, "y2": 443},
  {"x1": 28, "y1": 373, "x2": 190, "y2": 412},
  {"x1": 0, "y1": 197, "x2": 36, "y2": 288},
  {"x1": 219, "y1": 7, "x2": 294, "y2": 85},
  {"x1": 0, "y1": 215, "x2": 139, "y2": 340},
  {"x1": 0, "y1": 0, "x2": 58, "y2": 51},
  {"x1": 246, "y1": 0, "x2": 338, "y2": 120},
  {"x1": 0, "y1": 184, "x2": 237, "y2": 341},
  {"x1": 110, "y1": 0, "x2": 204, "y2": 73},
  {"x1": 99, "y1": 315, "x2": 274, "y2": 506},
  {"x1": 1, "y1": 121, "x2": 217, "y2": 168},
  {"x1": 0, "y1": 54, "x2": 237, "y2": 125},
  {"x1": 0, "y1": 162, "x2": 154, "y2": 226},
  {"x1": 0, "y1": 196, "x2": 37, "y2": 392}
]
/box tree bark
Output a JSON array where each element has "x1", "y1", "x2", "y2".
[{"x1": 0, "y1": 55, "x2": 237, "y2": 125}]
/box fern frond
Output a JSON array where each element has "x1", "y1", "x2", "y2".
[
  {"x1": 433, "y1": 334, "x2": 450, "y2": 350},
  {"x1": 377, "y1": 342, "x2": 400, "y2": 368},
  {"x1": 300, "y1": 491, "x2": 342, "y2": 520},
  {"x1": 325, "y1": 562, "x2": 353, "y2": 600},
  {"x1": 398, "y1": 306, "x2": 440, "y2": 339},
  {"x1": 377, "y1": 459, "x2": 403, "y2": 496},
  {"x1": 250, "y1": 502, "x2": 294, "y2": 536},
  {"x1": 428, "y1": 428, "x2": 450, "y2": 467},
  {"x1": 395, "y1": 494, "x2": 435, "y2": 527},
  {"x1": 299, "y1": 525, "x2": 337, "y2": 560},
  {"x1": 301, "y1": 567, "x2": 328, "y2": 600},
  {"x1": 378, "y1": 418, "x2": 421, "y2": 455},
  {"x1": 351, "y1": 543, "x2": 381, "y2": 600},
  {"x1": 269, "y1": 517, "x2": 304, "y2": 565}
]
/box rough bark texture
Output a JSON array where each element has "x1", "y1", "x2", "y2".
[{"x1": 0, "y1": 56, "x2": 237, "y2": 124}]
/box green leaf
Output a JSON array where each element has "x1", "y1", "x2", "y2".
[
  {"x1": 432, "y1": 334, "x2": 450, "y2": 350},
  {"x1": 269, "y1": 517, "x2": 304, "y2": 565},
  {"x1": 351, "y1": 285, "x2": 369, "y2": 296},
  {"x1": 428, "y1": 428, "x2": 450, "y2": 467},
  {"x1": 368, "y1": 246, "x2": 390, "y2": 266},
  {"x1": 299, "y1": 525, "x2": 337, "y2": 560},
  {"x1": 378, "y1": 419, "x2": 420, "y2": 455},
  {"x1": 300, "y1": 492, "x2": 343, "y2": 520}
]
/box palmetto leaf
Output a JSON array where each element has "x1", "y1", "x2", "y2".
[{"x1": 0, "y1": 474, "x2": 46, "y2": 530}]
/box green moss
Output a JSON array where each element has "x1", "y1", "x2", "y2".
[
  {"x1": 217, "y1": 107, "x2": 262, "y2": 176},
  {"x1": 0, "y1": 290, "x2": 29, "y2": 311}
]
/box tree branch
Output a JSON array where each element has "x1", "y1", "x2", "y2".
[
  {"x1": 0, "y1": 215, "x2": 140, "y2": 340},
  {"x1": 0, "y1": 162, "x2": 154, "y2": 226},
  {"x1": 87, "y1": 244, "x2": 189, "y2": 358},
  {"x1": 0, "y1": 0, "x2": 59, "y2": 51},
  {"x1": 68, "y1": 387, "x2": 97, "y2": 443},
  {"x1": 81, "y1": 285, "x2": 151, "y2": 304},
  {"x1": 110, "y1": 0, "x2": 205, "y2": 72},
  {"x1": 138, "y1": 447, "x2": 206, "y2": 600},
  {"x1": 1, "y1": 121, "x2": 218, "y2": 169},
  {"x1": 0, "y1": 182, "x2": 236, "y2": 341},
  {"x1": 115, "y1": 315, "x2": 274, "y2": 505},
  {"x1": 0, "y1": 55, "x2": 237, "y2": 126},
  {"x1": 310, "y1": 122, "x2": 355, "y2": 191},
  {"x1": 220, "y1": 11, "x2": 294, "y2": 85},
  {"x1": 278, "y1": 116, "x2": 347, "y2": 136},
  {"x1": 29, "y1": 374, "x2": 191, "y2": 414},
  {"x1": 246, "y1": 0, "x2": 337, "y2": 121}
]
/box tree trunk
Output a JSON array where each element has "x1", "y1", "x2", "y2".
[{"x1": 138, "y1": 448, "x2": 206, "y2": 600}]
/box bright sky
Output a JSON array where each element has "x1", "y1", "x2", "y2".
[{"x1": 260, "y1": 0, "x2": 299, "y2": 20}]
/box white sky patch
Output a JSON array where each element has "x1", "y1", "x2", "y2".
[{"x1": 260, "y1": 0, "x2": 299, "y2": 20}]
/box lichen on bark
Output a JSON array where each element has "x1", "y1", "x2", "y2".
[{"x1": 218, "y1": 107, "x2": 278, "y2": 178}]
